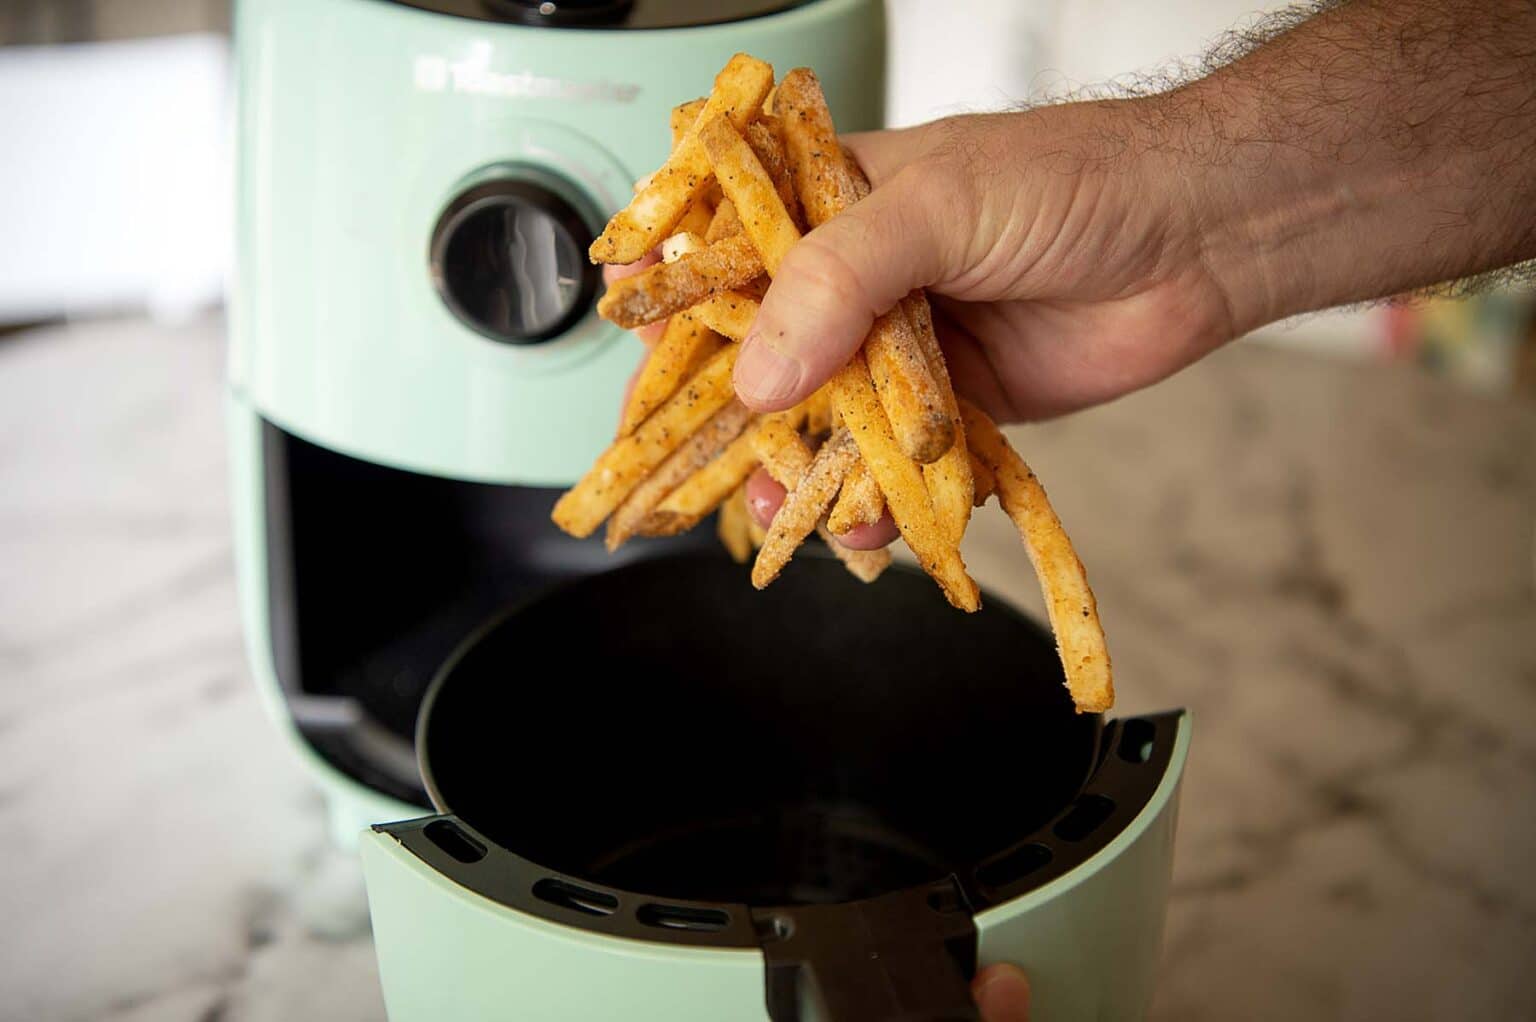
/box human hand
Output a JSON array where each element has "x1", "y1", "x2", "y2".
[{"x1": 737, "y1": 98, "x2": 1238, "y2": 546}]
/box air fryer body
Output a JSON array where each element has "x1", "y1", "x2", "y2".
[{"x1": 228, "y1": 0, "x2": 887, "y2": 836}]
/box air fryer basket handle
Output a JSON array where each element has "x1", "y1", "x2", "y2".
[{"x1": 755, "y1": 878, "x2": 981, "y2": 1022}]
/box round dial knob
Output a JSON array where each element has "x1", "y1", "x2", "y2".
[{"x1": 431, "y1": 175, "x2": 601, "y2": 345}]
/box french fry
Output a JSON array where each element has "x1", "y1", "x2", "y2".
[
  {"x1": 970, "y1": 450, "x2": 996, "y2": 506},
  {"x1": 694, "y1": 292, "x2": 761, "y2": 341},
  {"x1": 647, "y1": 406, "x2": 808, "y2": 533},
  {"x1": 670, "y1": 97, "x2": 707, "y2": 146},
  {"x1": 904, "y1": 290, "x2": 973, "y2": 543},
  {"x1": 775, "y1": 68, "x2": 861, "y2": 228},
  {"x1": 745, "y1": 118, "x2": 805, "y2": 229},
  {"x1": 961, "y1": 400, "x2": 1113, "y2": 713},
  {"x1": 697, "y1": 115, "x2": 801, "y2": 276},
  {"x1": 705, "y1": 198, "x2": 743, "y2": 242},
  {"x1": 804, "y1": 385, "x2": 833, "y2": 435},
  {"x1": 591, "y1": 54, "x2": 773, "y2": 264},
  {"x1": 675, "y1": 199, "x2": 715, "y2": 238},
  {"x1": 826, "y1": 457, "x2": 884, "y2": 534},
  {"x1": 816, "y1": 523, "x2": 891, "y2": 583},
  {"x1": 606, "y1": 401, "x2": 752, "y2": 551},
  {"x1": 717, "y1": 484, "x2": 753, "y2": 563},
  {"x1": 752, "y1": 429, "x2": 859, "y2": 588},
  {"x1": 831, "y1": 355, "x2": 980, "y2": 611},
  {"x1": 751, "y1": 417, "x2": 815, "y2": 484},
  {"x1": 865, "y1": 305, "x2": 954, "y2": 464},
  {"x1": 618, "y1": 309, "x2": 722, "y2": 437},
  {"x1": 552, "y1": 344, "x2": 741, "y2": 538},
  {"x1": 659, "y1": 230, "x2": 761, "y2": 342},
  {"x1": 598, "y1": 232, "x2": 764, "y2": 329}
]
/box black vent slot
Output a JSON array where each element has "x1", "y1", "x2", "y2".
[
  {"x1": 637, "y1": 904, "x2": 730, "y2": 932},
  {"x1": 976, "y1": 843, "x2": 1053, "y2": 890},
  {"x1": 532, "y1": 878, "x2": 619, "y2": 916},
  {"x1": 1053, "y1": 795, "x2": 1117, "y2": 842},
  {"x1": 423, "y1": 820, "x2": 486, "y2": 864},
  {"x1": 1117, "y1": 719, "x2": 1157, "y2": 763}
]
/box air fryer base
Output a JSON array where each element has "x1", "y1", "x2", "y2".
[{"x1": 361, "y1": 716, "x2": 1190, "y2": 1021}]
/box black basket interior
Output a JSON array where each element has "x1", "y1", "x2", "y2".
[{"x1": 420, "y1": 554, "x2": 1102, "y2": 906}]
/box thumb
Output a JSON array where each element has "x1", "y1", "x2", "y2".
[{"x1": 733, "y1": 166, "x2": 952, "y2": 411}]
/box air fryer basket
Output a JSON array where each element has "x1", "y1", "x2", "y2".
[{"x1": 380, "y1": 553, "x2": 1181, "y2": 1021}]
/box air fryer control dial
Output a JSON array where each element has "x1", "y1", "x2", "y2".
[{"x1": 430, "y1": 176, "x2": 601, "y2": 345}]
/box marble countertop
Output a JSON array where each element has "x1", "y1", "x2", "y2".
[{"x1": 1, "y1": 314, "x2": 1532, "y2": 1021}]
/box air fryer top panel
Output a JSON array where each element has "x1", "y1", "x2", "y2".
[{"x1": 382, "y1": 0, "x2": 813, "y2": 29}]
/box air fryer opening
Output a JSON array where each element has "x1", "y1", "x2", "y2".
[{"x1": 419, "y1": 554, "x2": 1102, "y2": 906}]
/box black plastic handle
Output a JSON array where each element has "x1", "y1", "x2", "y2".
[{"x1": 755, "y1": 878, "x2": 981, "y2": 1022}]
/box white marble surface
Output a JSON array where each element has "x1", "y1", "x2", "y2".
[{"x1": 0, "y1": 314, "x2": 1533, "y2": 1021}]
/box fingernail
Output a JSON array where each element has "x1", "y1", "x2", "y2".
[{"x1": 735, "y1": 334, "x2": 803, "y2": 408}]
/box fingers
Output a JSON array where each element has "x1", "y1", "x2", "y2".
[
  {"x1": 744, "y1": 467, "x2": 786, "y2": 526},
  {"x1": 744, "y1": 468, "x2": 898, "y2": 550},
  {"x1": 603, "y1": 252, "x2": 659, "y2": 283},
  {"x1": 831, "y1": 514, "x2": 898, "y2": 550},
  {"x1": 734, "y1": 166, "x2": 956, "y2": 411},
  {"x1": 974, "y1": 964, "x2": 1031, "y2": 1022}
]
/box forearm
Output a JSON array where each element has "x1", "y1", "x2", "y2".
[{"x1": 1180, "y1": 0, "x2": 1536, "y2": 331}]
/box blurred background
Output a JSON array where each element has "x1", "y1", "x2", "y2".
[{"x1": 1, "y1": 2, "x2": 1532, "y2": 1021}]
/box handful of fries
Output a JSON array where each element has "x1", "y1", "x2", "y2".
[{"x1": 552, "y1": 54, "x2": 1113, "y2": 713}]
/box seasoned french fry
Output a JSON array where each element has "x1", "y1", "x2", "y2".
[
  {"x1": 752, "y1": 429, "x2": 860, "y2": 589},
  {"x1": 804, "y1": 385, "x2": 833, "y2": 435},
  {"x1": 831, "y1": 356, "x2": 980, "y2": 611},
  {"x1": 775, "y1": 68, "x2": 861, "y2": 228},
  {"x1": 591, "y1": 54, "x2": 773, "y2": 264},
  {"x1": 817, "y1": 523, "x2": 891, "y2": 583},
  {"x1": 962, "y1": 400, "x2": 1113, "y2": 713},
  {"x1": 675, "y1": 199, "x2": 715, "y2": 238},
  {"x1": 618, "y1": 310, "x2": 722, "y2": 437},
  {"x1": 717, "y1": 484, "x2": 753, "y2": 563},
  {"x1": 970, "y1": 450, "x2": 996, "y2": 505},
  {"x1": 647, "y1": 406, "x2": 808, "y2": 533},
  {"x1": 598, "y1": 232, "x2": 764, "y2": 329},
  {"x1": 904, "y1": 290, "x2": 973, "y2": 543},
  {"x1": 552, "y1": 344, "x2": 741, "y2": 538},
  {"x1": 751, "y1": 417, "x2": 814, "y2": 484},
  {"x1": 745, "y1": 118, "x2": 805, "y2": 229},
  {"x1": 697, "y1": 115, "x2": 801, "y2": 276},
  {"x1": 694, "y1": 292, "x2": 761, "y2": 341},
  {"x1": 705, "y1": 198, "x2": 743, "y2": 242},
  {"x1": 670, "y1": 97, "x2": 707, "y2": 147},
  {"x1": 827, "y1": 457, "x2": 884, "y2": 534},
  {"x1": 865, "y1": 305, "x2": 954, "y2": 464},
  {"x1": 606, "y1": 401, "x2": 752, "y2": 551},
  {"x1": 659, "y1": 230, "x2": 761, "y2": 341}
]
